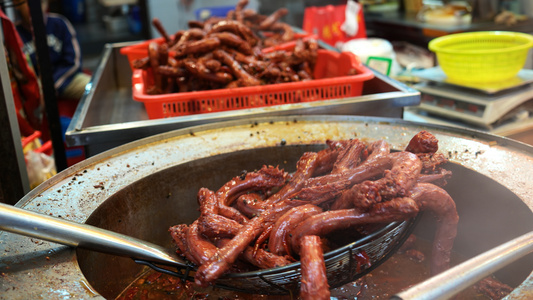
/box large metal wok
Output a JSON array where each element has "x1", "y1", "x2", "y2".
[{"x1": 1, "y1": 115, "x2": 532, "y2": 299}]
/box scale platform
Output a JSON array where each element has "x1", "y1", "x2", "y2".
[
  {"x1": 412, "y1": 67, "x2": 533, "y2": 94},
  {"x1": 412, "y1": 67, "x2": 533, "y2": 128}
]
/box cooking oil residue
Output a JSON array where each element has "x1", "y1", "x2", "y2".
[{"x1": 79, "y1": 279, "x2": 100, "y2": 297}]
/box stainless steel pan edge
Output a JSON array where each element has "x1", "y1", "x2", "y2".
[{"x1": 1, "y1": 115, "x2": 532, "y2": 299}]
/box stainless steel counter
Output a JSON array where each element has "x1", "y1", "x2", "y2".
[{"x1": 65, "y1": 42, "x2": 420, "y2": 156}]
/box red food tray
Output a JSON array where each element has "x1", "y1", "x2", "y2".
[{"x1": 132, "y1": 49, "x2": 374, "y2": 119}]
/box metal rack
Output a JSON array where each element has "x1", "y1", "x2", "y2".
[
  {"x1": 25, "y1": 0, "x2": 68, "y2": 170},
  {"x1": 0, "y1": 25, "x2": 29, "y2": 204}
]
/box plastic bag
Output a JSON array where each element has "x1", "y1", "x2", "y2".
[
  {"x1": 302, "y1": 0, "x2": 366, "y2": 48},
  {"x1": 25, "y1": 150, "x2": 56, "y2": 190},
  {"x1": 22, "y1": 131, "x2": 56, "y2": 189}
]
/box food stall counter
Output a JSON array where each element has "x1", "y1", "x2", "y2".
[
  {"x1": 65, "y1": 42, "x2": 420, "y2": 157},
  {"x1": 365, "y1": 10, "x2": 533, "y2": 47}
]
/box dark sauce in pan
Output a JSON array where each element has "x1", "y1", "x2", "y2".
[{"x1": 116, "y1": 236, "x2": 506, "y2": 300}]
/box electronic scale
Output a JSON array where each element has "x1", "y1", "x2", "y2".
[{"x1": 407, "y1": 67, "x2": 533, "y2": 137}]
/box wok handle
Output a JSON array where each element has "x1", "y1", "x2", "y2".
[
  {"x1": 392, "y1": 231, "x2": 533, "y2": 300},
  {"x1": 0, "y1": 203, "x2": 188, "y2": 269}
]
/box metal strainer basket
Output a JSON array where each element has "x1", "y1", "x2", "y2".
[
  {"x1": 0, "y1": 202, "x2": 418, "y2": 295},
  {"x1": 214, "y1": 217, "x2": 419, "y2": 294}
]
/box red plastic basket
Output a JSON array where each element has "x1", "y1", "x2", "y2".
[
  {"x1": 132, "y1": 49, "x2": 374, "y2": 119},
  {"x1": 261, "y1": 34, "x2": 318, "y2": 53},
  {"x1": 120, "y1": 36, "x2": 170, "y2": 69}
]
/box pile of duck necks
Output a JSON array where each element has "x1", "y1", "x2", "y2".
[{"x1": 170, "y1": 130, "x2": 458, "y2": 299}]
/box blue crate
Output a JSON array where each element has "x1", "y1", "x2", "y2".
[{"x1": 195, "y1": 6, "x2": 234, "y2": 21}]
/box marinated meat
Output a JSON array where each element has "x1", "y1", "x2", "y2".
[
  {"x1": 269, "y1": 204, "x2": 323, "y2": 256},
  {"x1": 409, "y1": 182, "x2": 459, "y2": 274},
  {"x1": 134, "y1": 0, "x2": 325, "y2": 95},
  {"x1": 169, "y1": 130, "x2": 460, "y2": 298},
  {"x1": 290, "y1": 198, "x2": 420, "y2": 254},
  {"x1": 300, "y1": 235, "x2": 330, "y2": 300},
  {"x1": 194, "y1": 200, "x2": 294, "y2": 287}
]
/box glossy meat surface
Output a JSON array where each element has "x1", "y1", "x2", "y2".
[{"x1": 168, "y1": 130, "x2": 460, "y2": 298}]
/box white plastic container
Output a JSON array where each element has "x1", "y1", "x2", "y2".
[{"x1": 341, "y1": 38, "x2": 400, "y2": 76}]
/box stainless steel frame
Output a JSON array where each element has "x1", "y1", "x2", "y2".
[
  {"x1": 65, "y1": 42, "x2": 420, "y2": 156},
  {"x1": 0, "y1": 26, "x2": 30, "y2": 203}
]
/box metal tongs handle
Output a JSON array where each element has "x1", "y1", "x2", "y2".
[
  {"x1": 0, "y1": 203, "x2": 188, "y2": 269},
  {"x1": 392, "y1": 231, "x2": 533, "y2": 300}
]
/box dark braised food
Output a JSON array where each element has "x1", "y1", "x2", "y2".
[
  {"x1": 168, "y1": 131, "x2": 465, "y2": 299},
  {"x1": 132, "y1": 0, "x2": 336, "y2": 95}
]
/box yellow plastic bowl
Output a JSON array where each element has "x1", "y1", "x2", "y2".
[{"x1": 429, "y1": 31, "x2": 533, "y2": 83}]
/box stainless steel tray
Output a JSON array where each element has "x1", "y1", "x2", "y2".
[{"x1": 65, "y1": 42, "x2": 420, "y2": 156}]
